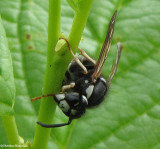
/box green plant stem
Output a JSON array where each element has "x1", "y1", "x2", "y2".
[
  {"x1": 1, "y1": 116, "x2": 20, "y2": 145},
  {"x1": 32, "y1": 0, "x2": 61, "y2": 149},
  {"x1": 68, "y1": 0, "x2": 94, "y2": 52},
  {"x1": 32, "y1": 0, "x2": 94, "y2": 149}
]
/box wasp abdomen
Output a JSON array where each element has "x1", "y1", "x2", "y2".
[{"x1": 87, "y1": 77, "x2": 108, "y2": 107}]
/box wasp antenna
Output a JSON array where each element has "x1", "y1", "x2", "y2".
[
  {"x1": 31, "y1": 96, "x2": 42, "y2": 102},
  {"x1": 31, "y1": 94, "x2": 55, "y2": 102},
  {"x1": 37, "y1": 118, "x2": 72, "y2": 128}
]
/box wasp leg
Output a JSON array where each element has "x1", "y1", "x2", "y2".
[
  {"x1": 61, "y1": 82, "x2": 75, "y2": 92},
  {"x1": 59, "y1": 37, "x2": 88, "y2": 74},
  {"x1": 78, "y1": 47, "x2": 96, "y2": 65},
  {"x1": 107, "y1": 42, "x2": 123, "y2": 87}
]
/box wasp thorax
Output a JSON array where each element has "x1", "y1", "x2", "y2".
[{"x1": 73, "y1": 76, "x2": 108, "y2": 107}]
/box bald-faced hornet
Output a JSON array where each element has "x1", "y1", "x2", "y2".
[{"x1": 32, "y1": 10, "x2": 122, "y2": 128}]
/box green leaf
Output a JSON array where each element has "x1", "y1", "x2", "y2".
[
  {"x1": 67, "y1": 0, "x2": 92, "y2": 11},
  {"x1": 0, "y1": 0, "x2": 160, "y2": 149},
  {"x1": 67, "y1": 0, "x2": 79, "y2": 11},
  {"x1": 0, "y1": 16, "x2": 15, "y2": 116}
]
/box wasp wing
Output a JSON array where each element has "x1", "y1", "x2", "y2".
[
  {"x1": 92, "y1": 10, "x2": 117, "y2": 82},
  {"x1": 107, "y1": 42, "x2": 122, "y2": 87}
]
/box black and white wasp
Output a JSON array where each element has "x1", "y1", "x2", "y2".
[{"x1": 32, "y1": 10, "x2": 122, "y2": 128}]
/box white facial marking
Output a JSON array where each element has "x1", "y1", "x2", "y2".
[
  {"x1": 86, "y1": 85, "x2": 94, "y2": 99},
  {"x1": 59, "y1": 100, "x2": 70, "y2": 112},
  {"x1": 71, "y1": 109, "x2": 77, "y2": 115},
  {"x1": 56, "y1": 94, "x2": 65, "y2": 101},
  {"x1": 82, "y1": 95, "x2": 88, "y2": 104},
  {"x1": 85, "y1": 80, "x2": 89, "y2": 84},
  {"x1": 100, "y1": 77, "x2": 106, "y2": 84}
]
